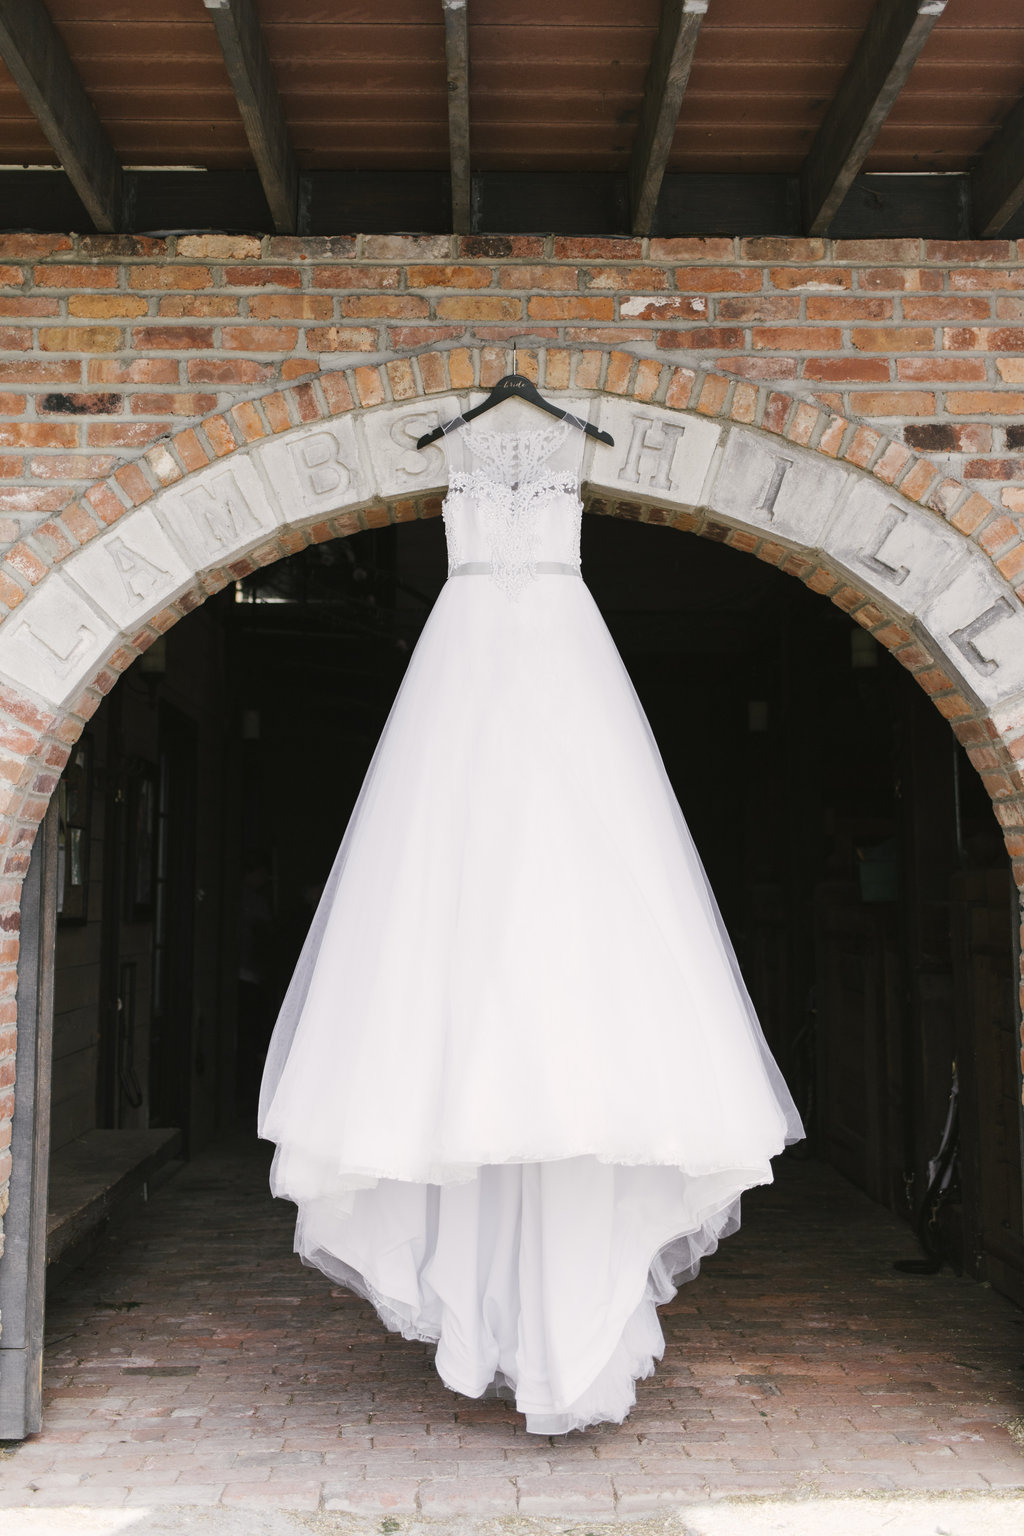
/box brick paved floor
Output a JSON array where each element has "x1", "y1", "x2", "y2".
[{"x1": 1, "y1": 1135, "x2": 1023, "y2": 1525}]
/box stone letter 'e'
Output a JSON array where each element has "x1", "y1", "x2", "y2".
[
  {"x1": 619, "y1": 417, "x2": 688, "y2": 492},
  {"x1": 293, "y1": 432, "x2": 351, "y2": 501},
  {"x1": 950, "y1": 597, "x2": 1013, "y2": 677},
  {"x1": 105, "y1": 536, "x2": 171, "y2": 604},
  {"x1": 860, "y1": 506, "x2": 910, "y2": 586},
  {"x1": 181, "y1": 473, "x2": 261, "y2": 554}
]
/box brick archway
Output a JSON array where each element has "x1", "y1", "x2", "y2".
[{"x1": 1, "y1": 340, "x2": 1024, "y2": 1213}]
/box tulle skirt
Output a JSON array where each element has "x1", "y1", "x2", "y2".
[{"x1": 259, "y1": 569, "x2": 803, "y2": 1433}]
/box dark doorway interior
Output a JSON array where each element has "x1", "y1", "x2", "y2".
[{"x1": 47, "y1": 506, "x2": 1024, "y2": 1311}]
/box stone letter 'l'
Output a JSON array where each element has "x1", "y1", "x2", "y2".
[
  {"x1": 18, "y1": 620, "x2": 97, "y2": 679},
  {"x1": 618, "y1": 417, "x2": 687, "y2": 492},
  {"x1": 860, "y1": 506, "x2": 910, "y2": 586},
  {"x1": 950, "y1": 597, "x2": 1013, "y2": 676}
]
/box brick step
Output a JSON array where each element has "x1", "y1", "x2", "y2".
[{"x1": 46, "y1": 1126, "x2": 183, "y2": 1273}]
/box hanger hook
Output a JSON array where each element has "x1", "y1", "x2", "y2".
[{"x1": 512, "y1": 341, "x2": 517, "y2": 375}]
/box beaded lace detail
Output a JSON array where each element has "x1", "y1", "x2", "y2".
[{"x1": 442, "y1": 420, "x2": 583, "y2": 600}]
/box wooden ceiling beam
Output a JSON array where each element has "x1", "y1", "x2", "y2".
[
  {"x1": 443, "y1": 0, "x2": 471, "y2": 234},
  {"x1": 971, "y1": 95, "x2": 1024, "y2": 237},
  {"x1": 629, "y1": 0, "x2": 709, "y2": 237},
  {"x1": 0, "y1": 0, "x2": 123, "y2": 231},
  {"x1": 801, "y1": 0, "x2": 948, "y2": 238},
  {"x1": 203, "y1": 0, "x2": 297, "y2": 234}
]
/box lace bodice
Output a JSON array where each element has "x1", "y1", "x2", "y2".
[{"x1": 441, "y1": 410, "x2": 586, "y2": 599}]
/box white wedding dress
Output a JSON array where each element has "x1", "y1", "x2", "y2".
[{"x1": 258, "y1": 399, "x2": 804, "y2": 1434}]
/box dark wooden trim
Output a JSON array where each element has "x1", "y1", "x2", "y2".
[
  {"x1": 202, "y1": 0, "x2": 298, "y2": 235},
  {"x1": 0, "y1": 0, "x2": 123, "y2": 232},
  {"x1": 972, "y1": 94, "x2": 1024, "y2": 238},
  {"x1": 800, "y1": 0, "x2": 948, "y2": 238},
  {"x1": 629, "y1": 0, "x2": 710, "y2": 237},
  {"x1": 0, "y1": 167, "x2": 1002, "y2": 240},
  {"x1": 442, "y1": 0, "x2": 471, "y2": 235}
]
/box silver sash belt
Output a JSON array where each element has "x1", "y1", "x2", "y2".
[{"x1": 449, "y1": 561, "x2": 580, "y2": 577}]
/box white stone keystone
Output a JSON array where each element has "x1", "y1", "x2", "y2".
[
  {"x1": 64, "y1": 507, "x2": 193, "y2": 629},
  {"x1": 0, "y1": 573, "x2": 118, "y2": 709},
  {"x1": 256, "y1": 416, "x2": 369, "y2": 520},
  {"x1": 707, "y1": 429, "x2": 847, "y2": 547}
]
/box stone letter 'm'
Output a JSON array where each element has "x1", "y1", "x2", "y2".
[{"x1": 181, "y1": 473, "x2": 261, "y2": 555}]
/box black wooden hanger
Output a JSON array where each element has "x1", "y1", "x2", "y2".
[{"x1": 416, "y1": 347, "x2": 614, "y2": 448}]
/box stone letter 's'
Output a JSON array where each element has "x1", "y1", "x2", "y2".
[{"x1": 389, "y1": 412, "x2": 443, "y2": 480}]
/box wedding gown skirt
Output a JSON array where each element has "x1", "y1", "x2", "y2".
[{"x1": 259, "y1": 569, "x2": 803, "y2": 1434}]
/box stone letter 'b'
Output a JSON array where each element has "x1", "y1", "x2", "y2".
[{"x1": 295, "y1": 432, "x2": 351, "y2": 501}]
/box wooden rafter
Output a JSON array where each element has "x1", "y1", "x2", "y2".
[
  {"x1": 0, "y1": 0, "x2": 123, "y2": 232},
  {"x1": 203, "y1": 0, "x2": 298, "y2": 235},
  {"x1": 443, "y1": 0, "x2": 471, "y2": 234},
  {"x1": 972, "y1": 94, "x2": 1024, "y2": 238},
  {"x1": 629, "y1": 0, "x2": 710, "y2": 237},
  {"x1": 801, "y1": 0, "x2": 948, "y2": 238}
]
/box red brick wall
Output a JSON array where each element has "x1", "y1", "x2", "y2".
[
  {"x1": 1, "y1": 233, "x2": 1024, "y2": 547},
  {"x1": 2, "y1": 232, "x2": 1024, "y2": 1258}
]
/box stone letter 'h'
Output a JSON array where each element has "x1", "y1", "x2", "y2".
[
  {"x1": 950, "y1": 597, "x2": 1013, "y2": 676},
  {"x1": 619, "y1": 417, "x2": 687, "y2": 492}
]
